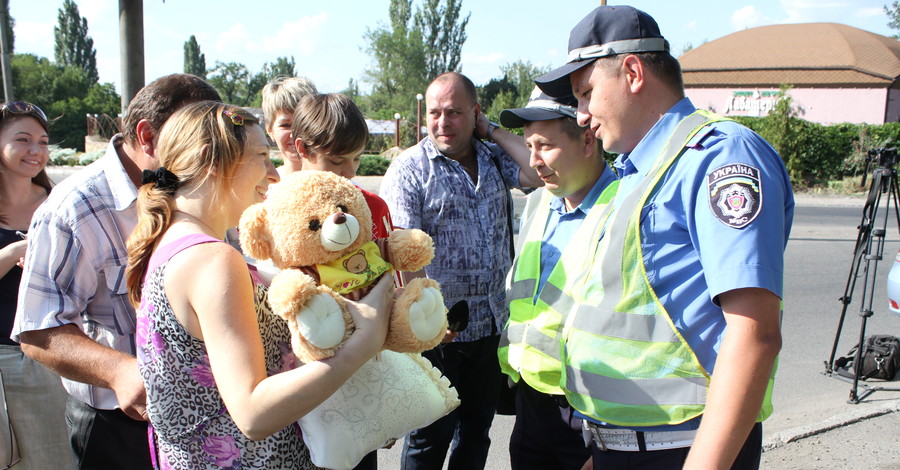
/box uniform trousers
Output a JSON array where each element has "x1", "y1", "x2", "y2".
[{"x1": 509, "y1": 381, "x2": 590, "y2": 470}]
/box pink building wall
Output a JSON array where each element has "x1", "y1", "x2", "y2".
[{"x1": 685, "y1": 87, "x2": 891, "y2": 125}]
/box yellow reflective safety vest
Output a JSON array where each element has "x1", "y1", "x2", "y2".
[
  {"x1": 499, "y1": 180, "x2": 619, "y2": 395},
  {"x1": 561, "y1": 110, "x2": 777, "y2": 427}
]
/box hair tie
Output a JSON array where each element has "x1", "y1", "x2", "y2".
[{"x1": 141, "y1": 167, "x2": 181, "y2": 193}]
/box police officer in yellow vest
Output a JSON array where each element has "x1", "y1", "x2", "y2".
[
  {"x1": 536, "y1": 6, "x2": 794, "y2": 470},
  {"x1": 495, "y1": 88, "x2": 618, "y2": 470}
]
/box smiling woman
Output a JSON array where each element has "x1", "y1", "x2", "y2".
[{"x1": 0, "y1": 101, "x2": 75, "y2": 470}]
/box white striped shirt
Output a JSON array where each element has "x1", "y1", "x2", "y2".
[{"x1": 13, "y1": 135, "x2": 138, "y2": 410}]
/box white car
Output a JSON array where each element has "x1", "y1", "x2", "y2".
[{"x1": 888, "y1": 249, "x2": 900, "y2": 315}]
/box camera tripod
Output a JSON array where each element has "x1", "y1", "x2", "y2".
[{"x1": 824, "y1": 153, "x2": 900, "y2": 403}]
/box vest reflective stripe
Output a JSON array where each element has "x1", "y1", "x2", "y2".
[
  {"x1": 566, "y1": 370, "x2": 708, "y2": 406},
  {"x1": 570, "y1": 304, "x2": 680, "y2": 343},
  {"x1": 506, "y1": 278, "x2": 537, "y2": 304},
  {"x1": 499, "y1": 323, "x2": 561, "y2": 361},
  {"x1": 499, "y1": 181, "x2": 618, "y2": 395},
  {"x1": 562, "y1": 111, "x2": 725, "y2": 426}
]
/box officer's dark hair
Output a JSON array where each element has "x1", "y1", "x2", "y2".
[{"x1": 596, "y1": 52, "x2": 685, "y2": 98}]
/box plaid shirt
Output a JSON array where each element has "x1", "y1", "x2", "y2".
[
  {"x1": 13, "y1": 135, "x2": 138, "y2": 410},
  {"x1": 381, "y1": 137, "x2": 522, "y2": 342}
]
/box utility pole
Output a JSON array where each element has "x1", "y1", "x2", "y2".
[
  {"x1": 119, "y1": 0, "x2": 144, "y2": 113},
  {"x1": 0, "y1": 4, "x2": 13, "y2": 102}
]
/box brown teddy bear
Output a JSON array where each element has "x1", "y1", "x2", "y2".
[{"x1": 239, "y1": 170, "x2": 447, "y2": 363}]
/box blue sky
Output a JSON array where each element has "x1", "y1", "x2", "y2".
[{"x1": 11, "y1": 0, "x2": 896, "y2": 95}]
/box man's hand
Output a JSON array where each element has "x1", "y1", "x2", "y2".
[
  {"x1": 474, "y1": 110, "x2": 493, "y2": 141},
  {"x1": 20, "y1": 324, "x2": 150, "y2": 420},
  {"x1": 111, "y1": 357, "x2": 149, "y2": 421}
]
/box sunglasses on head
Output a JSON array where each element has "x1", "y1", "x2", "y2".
[{"x1": 1, "y1": 101, "x2": 47, "y2": 123}]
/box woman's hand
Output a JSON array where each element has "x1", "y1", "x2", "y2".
[{"x1": 343, "y1": 275, "x2": 394, "y2": 353}]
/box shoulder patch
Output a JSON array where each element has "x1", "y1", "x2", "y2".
[{"x1": 707, "y1": 163, "x2": 762, "y2": 229}]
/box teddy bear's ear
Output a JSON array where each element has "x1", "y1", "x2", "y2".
[{"x1": 238, "y1": 204, "x2": 274, "y2": 261}]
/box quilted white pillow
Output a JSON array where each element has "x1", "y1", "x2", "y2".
[{"x1": 298, "y1": 351, "x2": 460, "y2": 469}]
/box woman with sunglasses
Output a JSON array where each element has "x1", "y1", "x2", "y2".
[
  {"x1": 125, "y1": 101, "x2": 393, "y2": 469},
  {"x1": 0, "y1": 101, "x2": 74, "y2": 469}
]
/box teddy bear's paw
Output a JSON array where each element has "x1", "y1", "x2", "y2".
[
  {"x1": 295, "y1": 292, "x2": 347, "y2": 350},
  {"x1": 407, "y1": 286, "x2": 446, "y2": 341}
]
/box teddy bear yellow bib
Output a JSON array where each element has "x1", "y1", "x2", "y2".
[{"x1": 317, "y1": 241, "x2": 393, "y2": 294}]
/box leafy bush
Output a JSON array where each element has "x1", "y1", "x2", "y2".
[
  {"x1": 78, "y1": 150, "x2": 104, "y2": 165},
  {"x1": 357, "y1": 155, "x2": 390, "y2": 176},
  {"x1": 49, "y1": 147, "x2": 78, "y2": 166}
]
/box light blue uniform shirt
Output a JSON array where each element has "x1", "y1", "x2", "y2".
[
  {"x1": 534, "y1": 165, "x2": 617, "y2": 300},
  {"x1": 580, "y1": 98, "x2": 795, "y2": 432}
]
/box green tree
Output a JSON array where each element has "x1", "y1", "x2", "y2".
[
  {"x1": 484, "y1": 90, "x2": 518, "y2": 125},
  {"x1": 478, "y1": 60, "x2": 549, "y2": 117},
  {"x1": 246, "y1": 57, "x2": 297, "y2": 107},
  {"x1": 54, "y1": 0, "x2": 98, "y2": 84},
  {"x1": 363, "y1": 0, "x2": 428, "y2": 125},
  {"x1": 364, "y1": 0, "x2": 426, "y2": 103},
  {"x1": 757, "y1": 84, "x2": 809, "y2": 184},
  {"x1": 265, "y1": 56, "x2": 296, "y2": 79},
  {"x1": 208, "y1": 61, "x2": 250, "y2": 106},
  {"x1": 183, "y1": 35, "x2": 206, "y2": 78},
  {"x1": 414, "y1": 0, "x2": 469, "y2": 78},
  {"x1": 1, "y1": 0, "x2": 14, "y2": 53},
  {"x1": 342, "y1": 78, "x2": 361, "y2": 102},
  {"x1": 478, "y1": 76, "x2": 515, "y2": 116},
  {"x1": 10, "y1": 53, "x2": 119, "y2": 150},
  {"x1": 501, "y1": 60, "x2": 550, "y2": 105},
  {"x1": 887, "y1": 1, "x2": 900, "y2": 38}
]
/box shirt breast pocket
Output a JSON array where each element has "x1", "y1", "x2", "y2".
[{"x1": 102, "y1": 262, "x2": 136, "y2": 336}]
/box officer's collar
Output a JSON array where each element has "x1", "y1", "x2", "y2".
[{"x1": 617, "y1": 97, "x2": 696, "y2": 178}]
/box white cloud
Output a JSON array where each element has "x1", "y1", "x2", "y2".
[
  {"x1": 212, "y1": 23, "x2": 259, "y2": 56},
  {"x1": 778, "y1": 0, "x2": 859, "y2": 23},
  {"x1": 13, "y1": 20, "x2": 54, "y2": 58},
  {"x1": 685, "y1": 20, "x2": 698, "y2": 32},
  {"x1": 260, "y1": 12, "x2": 328, "y2": 56},
  {"x1": 856, "y1": 7, "x2": 886, "y2": 18},
  {"x1": 731, "y1": 5, "x2": 771, "y2": 30}
]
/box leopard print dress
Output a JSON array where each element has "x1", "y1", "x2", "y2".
[{"x1": 136, "y1": 234, "x2": 319, "y2": 470}]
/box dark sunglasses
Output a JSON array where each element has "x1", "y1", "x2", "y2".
[{"x1": 1, "y1": 101, "x2": 48, "y2": 123}]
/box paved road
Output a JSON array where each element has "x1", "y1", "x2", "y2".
[{"x1": 47, "y1": 169, "x2": 900, "y2": 468}]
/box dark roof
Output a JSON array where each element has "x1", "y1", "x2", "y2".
[{"x1": 680, "y1": 23, "x2": 900, "y2": 87}]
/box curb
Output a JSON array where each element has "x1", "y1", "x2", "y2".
[{"x1": 761, "y1": 398, "x2": 900, "y2": 451}]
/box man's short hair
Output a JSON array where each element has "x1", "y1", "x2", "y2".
[
  {"x1": 429, "y1": 72, "x2": 478, "y2": 105},
  {"x1": 291, "y1": 93, "x2": 368, "y2": 157},
  {"x1": 261, "y1": 76, "x2": 318, "y2": 131},
  {"x1": 121, "y1": 73, "x2": 221, "y2": 146},
  {"x1": 595, "y1": 52, "x2": 684, "y2": 97}
]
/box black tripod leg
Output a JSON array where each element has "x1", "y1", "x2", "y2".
[
  {"x1": 847, "y1": 168, "x2": 895, "y2": 403},
  {"x1": 826, "y1": 172, "x2": 880, "y2": 372}
]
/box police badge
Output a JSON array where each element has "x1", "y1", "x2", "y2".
[{"x1": 707, "y1": 163, "x2": 762, "y2": 229}]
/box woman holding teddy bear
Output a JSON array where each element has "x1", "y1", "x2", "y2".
[{"x1": 124, "y1": 101, "x2": 394, "y2": 470}]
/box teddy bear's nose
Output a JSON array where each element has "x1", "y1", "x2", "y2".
[{"x1": 333, "y1": 213, "x2": 346, "y2": 225}]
